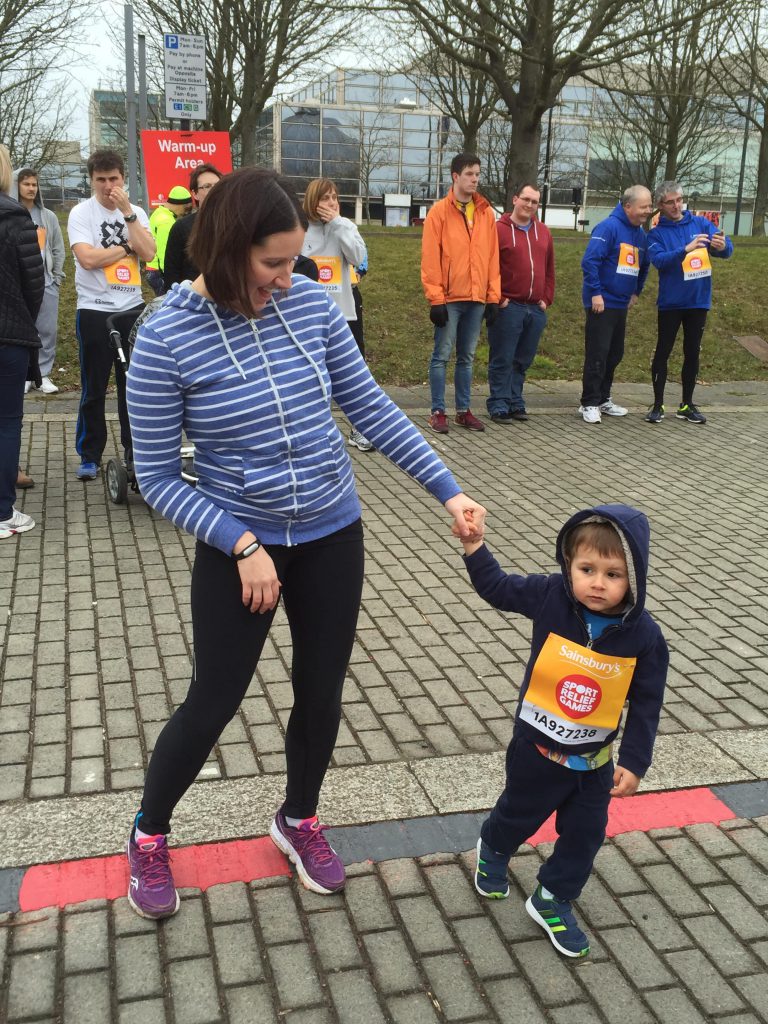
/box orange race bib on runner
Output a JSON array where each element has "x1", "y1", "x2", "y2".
[
  {"x1": 616, "y1": 242, "x2": 640, "y2": 276},
  {"x1": 104, "y1": 255, "x2": 141, "y2": 287},
  {"x1": 520, "y1": 632, "x2": 636, "y2": 744},
  {"x1": 311, "y1": 255, "x2": 342, "y2": 292},
  {"x1": 682, "y1": 248, "x2": 712, "y2": 280}
]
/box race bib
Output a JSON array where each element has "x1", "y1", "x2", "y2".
[
  {"x1": 36, "y1": 226, "x2": 47, "y2": 252},
  {"x1": 520, "y1": 632, "x2": 636, "y2": 744},
  {"x1": 682, "y1": 248, "x2": 712, "y2": 280},
  {"x1": 104, "y1": 255, "x2": 141, "y2": 287},
  {"x1": 311, "y1": 255, "x2": 342, "y2": 292},
  {"x1": 616, "y1": 242, "x2": 640, "y2": 276}
]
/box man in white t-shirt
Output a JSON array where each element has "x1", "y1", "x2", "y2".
[{"x1": 67, "y1": 149, "x2": 155, "y2": 480}]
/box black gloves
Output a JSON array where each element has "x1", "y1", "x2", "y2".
[
  {"x1": 484, "y1": 303, "x2": 499, "y2": 326},
  {"x1": 27, "y1": 348, "x2": 42, "y2": 389},
  {"x1": 429, "y1": 304, "x2": 449, "y2": 328}
]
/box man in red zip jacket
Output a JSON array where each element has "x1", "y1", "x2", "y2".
[{"x1": 487, "y1": 183, "x2": 555, "y2": 422}]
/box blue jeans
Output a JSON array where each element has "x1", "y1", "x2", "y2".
[
  {"x1": 486, "y1": 301, "x2": 547, "y2": 416},
  {"x1": 0, "y1": 344, "x2": 30, "y2": 519},
  {"x1": 428, "y1": 301, "x2": 485, "y2": 413}
]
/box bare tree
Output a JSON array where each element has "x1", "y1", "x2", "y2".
[
  {"x1": 131, "y1": 0, "x2": 354, "y2": 164},
  {"x1": 715, "y1": 8, "x2": 768, "y2": 234},
  {"x1": 586, "y1": 0, "x2": 733, "y2": 196},
  {"x1": 380, "y1": 0, "x2": 735, "y2": 206},
  {"x1": 0, "y1": 72, "x2": 77, "y2": 168},
  {"x1": 0, "y1": 0, "x2": 87, "y2": 162},
  {"x1": 356, "y1": 112, "x2": 397, "y2": 222}
]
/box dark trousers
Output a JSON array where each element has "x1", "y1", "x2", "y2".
[
  {"x1": 75, "y1": 306, "x2": 143, "y2": 465},
  {"x1": 652, "y1": 308, "x2": 708, "y2": 407},
  {"x1": 348, "y1": 285, "x2": 365, "y2": 358},
  {"x1": 580, "y1": 308, "x2": 628, "y2": 407},
  {"x1": 486, "y1": 301, "x2": 547, "y2": 416},
  {"x1": 481, "y1": 736, "x2": 613, "y2": 901},
  {"x1": 138, "y1": 519, "x2": 365, "y2": 834},
  {"x1": 0, "y1": 344, "x2": 30, "y2": 520}
]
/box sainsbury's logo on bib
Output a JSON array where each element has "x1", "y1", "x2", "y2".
[
  {"x1": 556, "y1": 675, "x2": 602, "y2": 719},
  {"x1": 520, "y1": 632, "x2": 637, "y2": 744}
]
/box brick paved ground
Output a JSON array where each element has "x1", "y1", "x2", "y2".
[{"x1": 1, "y1": 383, "x2": 767, "y2": 1022}]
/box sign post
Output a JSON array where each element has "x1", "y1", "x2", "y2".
[{"x1": 163, "y1": 33, "x2": 207, "y2": 126}]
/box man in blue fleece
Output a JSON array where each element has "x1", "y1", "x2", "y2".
[
  {"x1": 645, "y1": 182, "x2": 733, "y2": 425},
  {"x1": 456, "y1": 504, "x2": 668, "y2": 958},
  {"x1": 579, "y1": 186, "x2": 652, "y2": 423}
]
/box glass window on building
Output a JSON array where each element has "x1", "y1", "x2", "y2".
[
  {"x1": 322, "y1": 107, "x2": 362, "y2": 128},
  {"x1": 282, "y1": 108, "x2": 321, "y2": 142},
  {"x1": 345, "y1": 72, "x2": 381, "y2": 105},
  {"x1": 363, "y1": 111, "x2": 400, "y2": 131}
]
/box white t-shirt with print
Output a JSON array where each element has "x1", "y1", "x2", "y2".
[{"x1": 67, "y1": 198, "x2": 150, "y2": 311}]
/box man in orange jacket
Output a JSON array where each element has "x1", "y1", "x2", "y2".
[{"x1": 421, "y1": 153, "x2": 501, "y2": 434}]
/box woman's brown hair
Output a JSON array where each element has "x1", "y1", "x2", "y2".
[
  {"x1": 302, "y1": 177, "x2": 338, "y2": 222},
  {"x1": 189, "y1": 167, "x2": 307, "y2": 316}
]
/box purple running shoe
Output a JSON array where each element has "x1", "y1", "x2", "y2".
[
  {"x1": 270, "y1": 811, "x2": 346, "y2": 894},
  {"x1": 126, "y1": 832, "x2": 180, "y2": 919}
]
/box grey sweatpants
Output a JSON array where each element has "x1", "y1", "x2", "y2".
[{"x1": 36, "y1": 283, "x2": 60, "y2": 377}]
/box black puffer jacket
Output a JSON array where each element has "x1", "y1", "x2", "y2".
[{"x1": 0, "y1": 193, "x2": 44, "y2": 347}]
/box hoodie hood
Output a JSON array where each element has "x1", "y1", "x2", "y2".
[
  {"x1": 556, "y1": 504, "x2": 650, "y2": 622},
  {"x1": 609, "y1": 202, "x2": 633, "y2": 229},
  {"x1": 12, "y1": 168, "x2": 45, "y2": 211}
]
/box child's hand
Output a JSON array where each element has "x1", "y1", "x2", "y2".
[
  {"x1": 451, "y1": 507, "x2": 484, "y2": 554},
  {"x1": 610, "y1": 765, "x2": 641, "y2": 797}
]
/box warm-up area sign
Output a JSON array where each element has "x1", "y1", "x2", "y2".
[{"x1": 141, "y1": 131, "x2": 233, "y2": 207}]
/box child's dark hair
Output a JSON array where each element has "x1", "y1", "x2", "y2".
[{"x1": 565, "y1": 522, "x2": 625, "y2": 562}]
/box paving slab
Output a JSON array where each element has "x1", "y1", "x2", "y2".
[{"x1": 3, "y1": 383, "x2": 768, "y2": 1022}]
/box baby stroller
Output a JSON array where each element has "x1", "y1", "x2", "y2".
[{"x1": 105, "y1": 299, "x2": 197, "y2": 503}]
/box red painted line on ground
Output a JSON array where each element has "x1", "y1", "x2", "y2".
[
  {"x1": 527, "y1": 786, "x2": 736, "y2": 846},
  {"x1": 14, "y1": 787, "x2": 737, "y2": 912},
  {"x1": 18, "y1": 836, "x2": 290, "y2": 913}
]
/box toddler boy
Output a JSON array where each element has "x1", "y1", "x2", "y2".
[{"x1": 457, "y1": 504, "x2": 667, "y2": 957}]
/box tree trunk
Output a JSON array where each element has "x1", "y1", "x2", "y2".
[
  {"x1": 752, "y1": 112, "x2": 768, "y2": 236},
  {"x1": 505, "y1": 119, "x2": 542, "y2": 207}
]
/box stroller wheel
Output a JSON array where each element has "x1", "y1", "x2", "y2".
[{"x1": 106, "y1": 458, "x2": 129, "y2": 504}]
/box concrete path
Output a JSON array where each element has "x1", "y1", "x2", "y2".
[{"x1": 2, "y1": 381, "x2": 767, "y2": 1023}]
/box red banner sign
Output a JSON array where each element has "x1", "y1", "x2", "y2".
[{"x1": 141, "y1": 130, "x2": 233, "y2": 207}]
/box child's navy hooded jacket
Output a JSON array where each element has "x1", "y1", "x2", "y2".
[
  {"x1": 647, "y1": 210, "x2": 733, "y2": 310},
  {"x1": 463, "y1": 504, "x2": 668, "y2": 777},
  {"x1": 581, "y1": 204, "x2": 650, "y2": 309}
]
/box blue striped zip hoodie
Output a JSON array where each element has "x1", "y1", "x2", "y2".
[
  {"x1": 463, "y1": 504, "x2": 668, "y2": 777},
  {"x1": 581, "y1": 203, "x2": 650, "y2": 309},
  {"x1": 647, "y1": 210, "x2": 733, "y2": 310},
  {"x1": 126, "y1": 276, "x2": 461, "y2": 554}
]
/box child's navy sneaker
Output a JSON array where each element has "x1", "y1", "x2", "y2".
[
  {"x1": 525, "y1": 884, "x2": 590, "y2": 957},
  {"x1": 474, "y1": 838, "x2": 510, "y2": 899}
]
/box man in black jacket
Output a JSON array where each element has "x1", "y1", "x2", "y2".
[
  {"x1": 0, "y1": 143, "x2": 44, "y2": 537},
  {"x1": 163, "y1": 163, "x2": 223, "y2": 289}
]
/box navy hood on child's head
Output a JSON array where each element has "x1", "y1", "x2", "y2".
[{"x1": 556, "y1": 504, "x2": 650, "y2": 620}]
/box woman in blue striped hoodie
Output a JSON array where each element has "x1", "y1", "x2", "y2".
[{"x1": 124, "y1": 167, "x2": 486, "y2": 919}]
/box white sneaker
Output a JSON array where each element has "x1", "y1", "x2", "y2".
[
  {"x1": 349, "y1": 429, "x2": 374, "y2": 452},
  {"x1": 24, "y1": 381, "x2": 33, "y2": 394},
  {"x1": 599, "y1": 398, "x2": 628, "y2": 416},
  {"x1": 39, "y1": 377, "x2": 59, "y2": 394},
  {"x1": 0, "y1": 508, "x2": 36, "y2": 537},
  {"x1": 580, "y1": 405, "x2": 602, "y2": 424}
]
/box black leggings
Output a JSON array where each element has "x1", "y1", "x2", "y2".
[
  {"x1": 651, "y1": 308, "x2": 708, "y2": 407},
  {"x1": 137, "y1": 519, "x2": 365, "y2": 834}
]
